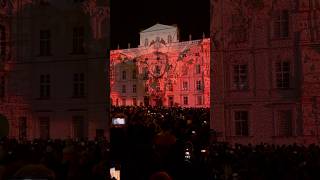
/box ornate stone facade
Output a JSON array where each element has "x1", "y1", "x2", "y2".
[{"x1": 111, "y1": 24, "x2": 210, "y2": 107}]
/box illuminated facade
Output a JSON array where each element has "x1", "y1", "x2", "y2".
[
  {"x1": 111, "y1": 24, "x2": 210, "y2": 107},
  {"x1": 211, "y1": 0, "x2": 320, "y2": 144},
  {"x1": 0, "y1": 0, "x2": 109, "y2": 140}
]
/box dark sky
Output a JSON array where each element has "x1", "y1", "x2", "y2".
[{"x1": 110, "y1": 0, "x2": 210, "y2": 49}]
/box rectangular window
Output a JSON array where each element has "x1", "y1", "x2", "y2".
[
  {"x1": 122, "y1": 70, "x2": 126, "y2": 80},
  {"x1": 40, "y1": 30, "x2": 51, "y2": 56},
  {"x1": 196, "y1": 80, "x2": 202, "y2": 91},
  {"x1": 73, "y1": 73, "x2": 85, "y2": 97},
  {"x1": 0, "y1": 25, "x2": 6, "y2": 56},
  {"x1": 122, "y1": 85, "x2": 126, "y2": 93},
  {"x1": 132, "y1": 69, "x2": 137, "y2": 79},
  {"x1": 39, "y1": 117, "x2": 50, "y2": 139},
  {"x1": 197, "y1": 95, "x2": 203, "y2": 105},
  {"x1": 40, "y1": 74, "x2": 50, "y2": 98},
  {"x1": 278, "y1": 110, "x2": 292, "y2": 136},
  {"x1": 234, "y1": 111, "x2": 249, "y2": 136},
  {"x1": 183, "y1": 96, "x2": 188, "y2": 105},
  {"x1": 196, "y1": 64, "x2": 201, "y2": 74},
  {"x1": 122, "y1": 98, "x2": 126, "y2": 106},
  {"x1": 275, "y1": 61, "x2": 290, "y2": 89},
  {"x1": 0, "y1": 75, "x2": 5, "y2": 98},
  {"x1": 72, "y1": 116, "x2": 85, "y2": 139},
  {"x1": 73, "y1": 26, "x2": 85, "y2": 54},
  {"x1": 132, "y1": 97, "x2": 137, "y2": 106},
  {"x1": 132, "y1": 84, "x2": 137, "y2": 93},
  {"x1": 183, "y1": 81, "x2": 188, "y2": 91},
  {"x1": 19, "y1": 117, "x2": 27, "y2": 140},
  {"x1": 233, "y1": 64, "x2": 248, "y2": 90},
  {"x1": 273, "y1": 10, "x2": 289, "y2": 38},
  {"x1": 168, "y1": 96, "x2": 174, "y2": 107},
  {"x1": 231, "y1": 15, "x2": 248, "y2": 42}
]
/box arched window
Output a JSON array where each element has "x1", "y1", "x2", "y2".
[
  {"x1": 0, "y1": 25, "x2": 6, "y2": 57},
  {"x1": 145, "y1": 38, "x2": 148, "y2": 46},
  {"x1": 168, "y1": 35, "x2": 172, "y2": 43}
]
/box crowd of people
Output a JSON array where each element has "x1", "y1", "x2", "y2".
[{"x1": 1, "y1": 106, "x2": 320, "y2": 179}]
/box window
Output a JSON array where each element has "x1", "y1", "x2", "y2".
[
  {"x1": 233, "y1": 64, "x2": 248, "y2": 90},
  {"x1": 197, "y1": 96, "x2": 203, "y2": 105},
  {"x1": 143, "y1": 68, "x2": 149, "y2": 80},
  {"x1": 122, "y1": 85, "x2": 126, "y2": 93},
  {"x1": 122, "y1": 98, "x2": 126, "y2": 106},
  {"x1": 167, "y1": 82, "x2": 173, "y2": 91},
  {"x1": 72, "y1": 116, "x2": 85, "y2": 139},
  {"x1": 39, "y1": 117, "x2": 50, "y2": 139},
  {"x1": 132, "y1": 69, "x2": 137, "y2": 79},
  {"x1": 73, "y1": 73, "x2": 85, "y2": 97},
  {"x1": 132, "y1": 84, "x2": 137, "y2": 93},
  {"x1": 278, "y1": 110, "x2": 292, "y2": 136},
  {"x1": 275, "y1": 61, "x2": 290, "y2": 89},
  {"x1": 132, "y1": 98, "x2": 137, "y2": 106},
  {"x1": 168, "y1": 35, "x2": 172, "y2": 43},
  {"x1": 183, "y1": 81, "x2": 188, "y2": 91},
  {"x1": 122, "y1": 70, "x2": 126, "y2": 80},
  {"x1": 231, "y1": 15, "x2": 248, "y2": 42},
  {"x1": 19, "y1": 117, "x2": 27, "y2": 140},
  {"x1": 116, "y1": 98, "x2": 119, "y2": 106},
  {"x1": 73, "y1": 26, "x2": 85, "y2": 54},
  {"x1": 168, "y1": 96, "x2": 174, "y2": 106},
  {"x1": 183, "y1": 96, "x2": 188, "y2": 105},
  {"x1": 273, "y1": 10, "x2": 289, "y2": 38},
  {"x1": 40, "y1": 30, "x2": 51, "y2": 56},
  {"x1": 40, "y1": 74, "x2": 50, "y2": 98},
  {"x1": 196, "y1": 64, "x2": 201, "y2": 74},
  {"x1": 0, "y1": 25, "x2": 6, "y2": 57},
  {"x1": 196, "y1": 80, "x2": 202, "y2": 91},
  {"x1": 234, "y1": 111, "x2": 249, "y2": 136},
  {"x1": 0, "y1": 75, "x2": 5, "y2": 98},
  {"x1": 145, "y1": 38, "x2": 148, "y2": 46}
]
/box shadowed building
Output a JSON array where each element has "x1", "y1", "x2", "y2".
[
  {"x1": 211, "y1": 0, "x2": 320, "y2": 144},
  {"x1": 0, "y1": 0, "x2": 109, "y2": 140}
]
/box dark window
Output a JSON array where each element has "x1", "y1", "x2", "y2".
[
  {"x1": 0, "y1": 25, "x2": 6, "y2": 57},
  {"x1": 40, "y1": 30, "x2": 51, "y2": 56},
  {"x1": 72, "y1": 116, "x2": 85, "y2": 139},
  {"x1": 122, "y1": 85, "x2": 126, "y2": 93},
  {"x1": 196, "y1": 80, "x2": 202, "y2": 91},
  {"x1": 168, "y1": 96, "x2": 174, "y2": 107},
  {"x1": 19, "y1": 117, "x2": 27, "y2": 140},
  {"x1": 275, "y1": 61, "x2": 290, "y2": 89},
  {"x1": 196, "y1": 64, "x2": 201, "y2": 74},
  {"x1": 233, "y1": 64, "x2": 248, "y2": 90},
  {"x1": 273, "y1": 10, "x2": 289, "y2": 38},
  {"x1": 234, "y1": 111, "x2": 249, "y2": 136},
  {"x1": 132, "y1": 84, "x2": 137, "y2": 93},
  {"x1": 39, "y1": 117, "x2": 50, "y2": 139},
  {"x1": 73, "y1": 73, "x2": 85, "y2": 97},
  {"x1": 132, "y1": 69, "x2": 137, "y2": 79},
  {"x1": 231, "y1": 15, "x2": 248, "y2": 42},
  {"x1": 183, "y1": 81, "x2": 188, "y2": 91},
  {"x1": 40, "y1": 74, "x2": 50, "y2": 98},
  {"x1": 122, "y1": 98, "x2": 126, "y2": 106},
  {"x1": 278, "y1": 110, "x2": 292, "y2": 136},
  {"x1": 122, "y1": 70, "x2": 126, "y2": 80},
  {"x1": 73, "y1": 27, "x2": 85, "y2": 54},
  {"x1": 183, "y1": 96, "x2": 188, "y2": 105},
  {"x1": 0, "y1": 75, "x2": 5, "y2": 98}
]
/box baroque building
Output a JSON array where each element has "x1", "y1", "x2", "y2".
[
  {"x1": 0, "y1": 0, "x2": 109, "y2": 140},
  {"x1": 211, "y1": 0, "x2": 320, "y2": 144},
  {"x1": 110, "y1": 24, "x2": 210, "y2": 107}
]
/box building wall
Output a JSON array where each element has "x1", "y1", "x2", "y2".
[
  {"x1": 0, "y1": 0, "x2": 109, "y2": 140},
  {"x1": 211, "y1": 0, "x2": 320, "y2": 144},
  {"x1": 111, "y1": 30, "x2": 210, "y2": 108}
]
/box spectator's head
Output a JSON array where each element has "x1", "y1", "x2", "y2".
[
  {"x1": 149, "y1": 171, "x2": 172, "y2": 180},
  {"x1": 13, "y1": 164, "x2": 55, "y2": 180}
]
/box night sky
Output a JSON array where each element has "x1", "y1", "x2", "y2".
[{"x1": 110, "y1": 0, "x2": 210, "y2": 49}]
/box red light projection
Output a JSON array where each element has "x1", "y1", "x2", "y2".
[{"x1": 110, "y1": 37, "x2": 210, "y2": 107}]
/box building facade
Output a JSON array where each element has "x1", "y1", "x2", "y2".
[
  {"x1": 211, "y1": 0, "x2": 320, "y2": 144},
  {"x1": 110, "y1": 24, "x2": 210, "y2": 107},
  {"x1": 0, "y1": 0, "x2": 109, "y2": 140}
]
